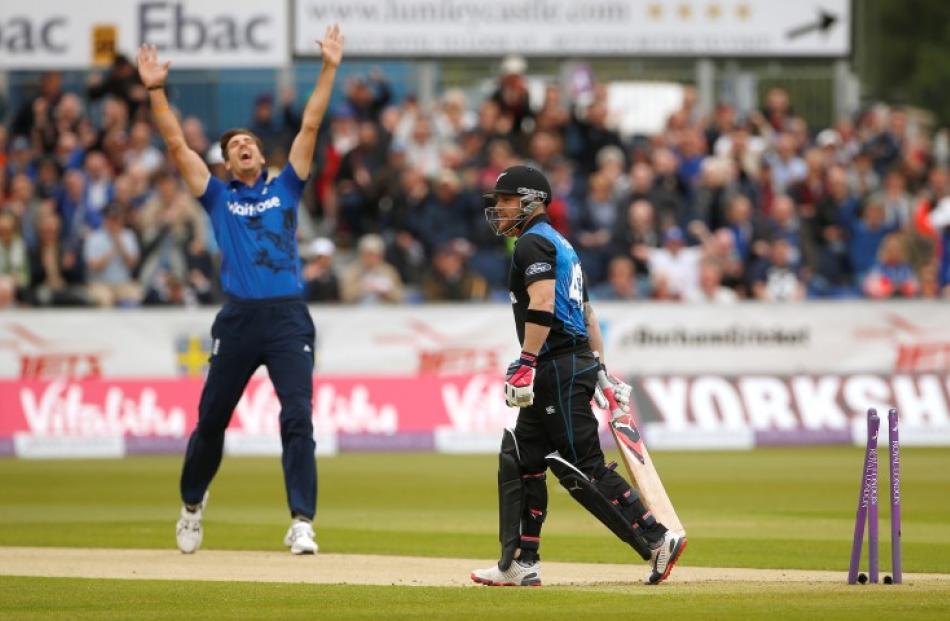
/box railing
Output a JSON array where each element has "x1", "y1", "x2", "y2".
[{"x1": 5, "y1": 59, "x2": 842, "y2": 135}]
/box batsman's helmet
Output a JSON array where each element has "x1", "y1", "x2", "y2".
[{"x1": 484, "y1": 165, "x2": 552, "y2": 236}]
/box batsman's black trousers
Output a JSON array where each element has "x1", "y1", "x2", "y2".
[
  {"x1": 513, "y1": 349, "x2": 634, "y2": 550},
  {"x1": 180, "y1": 297, "x2": 317, "y2": 519}
]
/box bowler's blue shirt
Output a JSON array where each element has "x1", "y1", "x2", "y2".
[{"x1": 199, "y1": 165, "x2": 306, "y2": 299}]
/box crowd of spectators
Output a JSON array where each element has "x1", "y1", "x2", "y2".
[{"x1": 2, "y1": 54, "x2": 950, "y2": 308}]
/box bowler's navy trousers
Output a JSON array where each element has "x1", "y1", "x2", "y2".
[{"x1": 180, "y1": 297, "x2": 317, "y2": 518}]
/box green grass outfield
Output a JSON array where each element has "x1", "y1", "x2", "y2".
[{"x1": 1, "y1": 448, "x2": 948, "y2": 619}]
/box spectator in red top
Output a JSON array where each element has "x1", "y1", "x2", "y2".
[
  {"x1": 864, "y1": 233, "x2": 919, "y2": 299},
  {"x1": 789, "y1": 148, "x2": 828, "y2": 213}
]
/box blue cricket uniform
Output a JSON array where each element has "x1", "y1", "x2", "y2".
[
  {"x1": 199, "y1": 165, "x2": 306, "y2": 299},
  {"x1": 180, "y1": 164, "x2": 317, "y2": 520}
]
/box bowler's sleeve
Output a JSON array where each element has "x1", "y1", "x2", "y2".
[
  {"x1": 277, "y1": 163, "x2": 307, "y2": 201},
  {"x1": 198, "y1": 176, "x2": 227, "y2": 214}
]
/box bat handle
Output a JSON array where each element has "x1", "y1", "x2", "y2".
[
  {"x1": 593, "y1": 352, "x2": 609, "y2": 387},
  {"x1": 596, "y1": 374, "x2": 626, "y2": 419},
  {"x1": 593, "y1": 354, "x2": 627, "y2": 418}
]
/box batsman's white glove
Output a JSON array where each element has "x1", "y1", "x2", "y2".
[
  {"x1": 505, "y1": 352, "x2": 537, "y2": 408},
  {"x1": 593, "y1": 364, "x2": 632, "y2": 410}
]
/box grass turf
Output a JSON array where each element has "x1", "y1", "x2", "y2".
[
  {"x1": 2, "y1": 449, "x2": 948, "y2": 619},
  {"x1": 0, "y1": 448, "x2": 948, "y2": 572},
  {"x1": 1, "y1": 576, "x2": 949, "y2": 621}
]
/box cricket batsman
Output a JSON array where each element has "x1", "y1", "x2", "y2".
[
  {"x1": 136, "y1": 26, "x2": 344, "y2": 555},
  {"x1": 471, "y1": 165, "x2": 687, "y2": 586}
]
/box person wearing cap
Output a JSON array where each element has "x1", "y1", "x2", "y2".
[
  {"x1": 344, "y1": 68, "x2": 392, "y2": 124},
  {"x1": 408, "y1": 168, "x2": 472, "y2": 254},
  {"x1": 646, "y1": 225, "x2": 703, "y2": 300},
  {"x1": 341, "y1": 233, "x2": 404, "y2": 304},
  {"x1": 302, "y1": 237, "x2": 340, "y2": 302},
  {"x1": 490, "y1": 55, "x2": 532, "y2": 135},
  {"x1": 204, "y1": 143, "x2": 227, "y2": 180},
  {"x1": 248, "y1": 92, "x2": 297, "y2": 159},
  {"x1": 137, "y1": 25, "x2": 345, "y2": 556},
  {"x1": 472, "y1": 165, "x2": 686, "y2": 588},
  {"x1": 7, "y1": 136, "x2": 37, "y2": 179}
]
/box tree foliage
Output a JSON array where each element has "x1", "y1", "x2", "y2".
[{"x1": 865, "y1": 0, "x2": 950, "y2": 125}]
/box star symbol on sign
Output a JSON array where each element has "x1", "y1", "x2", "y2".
[
  {"x1": 176, "y1": 335, "x2": 211, "y2": 377},
  {"x1": 706, "y1": 3, "x2": 722, "y2": 19},
  {"x1": 736, "y1": 2, "x2": 751, "y2": 20},
  {"x1": 647, "y1": 2, "x2": 663, "y2": 19},
  {"x1": 678, "y1": 3, "x2": 693, "y2": 19}
]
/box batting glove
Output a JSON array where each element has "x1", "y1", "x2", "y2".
[
  {"x1": 505, "y1": 352, "x2": 537, "y2": 408},
  {"x1": 593, "y1": 363, "x2": 632, "y2": 410}
]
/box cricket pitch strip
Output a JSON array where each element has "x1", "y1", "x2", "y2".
[{"x1": 2, "y1": 547, "x2": 950, "y2": 588}]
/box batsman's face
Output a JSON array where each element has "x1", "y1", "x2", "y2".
[
  {"x1": 225, "y1": 134, "x2": 265, "y2": 177},
  {"x1": 489, "y1": 194, "x2": 523, "y2": 237}
]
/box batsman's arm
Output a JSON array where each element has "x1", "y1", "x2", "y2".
[
  {"x1": 584, "y1": 301, "x2": 606, "y2": 365},
  {"x1": 137, "y1": 45, "x2": 209, "y2": 197},
  {"x1": 586, "y1": 300, "x2": 633, "y2": 408},
  {"x1": 288, "y1": 24, "x2": 344, "y2": 180},
  {"x1": 523, "y1": 279, "x2": 555, "y2": 355}
]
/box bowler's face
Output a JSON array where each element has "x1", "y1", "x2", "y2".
[{"x1": 225, "y1": 134, "x2": 265, "y2": 177}]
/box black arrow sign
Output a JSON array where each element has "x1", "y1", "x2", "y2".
[{"x1": 786, "y1": 9, "x2": 838, "y2": 40}]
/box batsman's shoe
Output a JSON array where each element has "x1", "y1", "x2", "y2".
[
  {"x1": 644, "y1": 530, "x2": 687, "y2": 585},
  {"x1": 175, "y1": 491, "x2": 208, "y2": 554},
  {"x1": 284, "y1": 520, "x2": 318, "y2": 555},
  {"x1": 471, "y1": 560, "x2": 542, "y2": 587}
]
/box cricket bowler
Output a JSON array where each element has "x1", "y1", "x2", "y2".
[{"x1": 136, "y1": 25, "x2": 344, "y2": 556}]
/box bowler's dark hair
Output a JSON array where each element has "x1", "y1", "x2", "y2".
[{"x1": 219, "y1": 128, "x2": 265, "y2": 160}]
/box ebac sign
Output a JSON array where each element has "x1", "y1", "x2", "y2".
[
  {"x1": 0, "y1": 0, "x2": 288, "y2": 69},
  {"x1": 139, "y1": 2, "x2": 273, "y2": 53},
  {"x1": 0, "y1": 15, "x2": 68, "y2": 55}
]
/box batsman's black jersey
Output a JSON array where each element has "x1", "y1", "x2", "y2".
[{"x1": 509, "y1": 215, "x2": 589, "y2": 358}]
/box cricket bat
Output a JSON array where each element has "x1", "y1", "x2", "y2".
[{"x1": 598, "y1": 370, "x2": 685, "y2": 537}]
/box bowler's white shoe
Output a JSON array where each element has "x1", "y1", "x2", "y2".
[
  {"x1": 176, "y1": 492, "x2": 208, "y2": 554},
  {"x1": 471, "y1": 560, "x2": 541, "y2": 586},
  {"x1": 284, "y1": 520, "x2": 318, "y2": 555},
  {"x1": 644, "y1": 530, "x2": 687, "y2": 585}
]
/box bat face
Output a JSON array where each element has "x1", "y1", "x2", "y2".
[
  {"x1": 611, "y1": 416, "x2": 646, "y2": 464},
  {"x1": 599, "y1": 370, "x2": 686, "y2": 537}
]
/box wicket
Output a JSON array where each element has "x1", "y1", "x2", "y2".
[{"x1": 848, "y1": 408, "x2": 902, "y2": 585}]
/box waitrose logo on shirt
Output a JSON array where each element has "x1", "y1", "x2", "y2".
[{"x1": 227, "y1": 196, "x2": 281, "y2": 216}]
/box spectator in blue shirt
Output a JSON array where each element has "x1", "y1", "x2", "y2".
[{"x1": 846, "y1": 197, "x2": 898, "y2": 284}]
